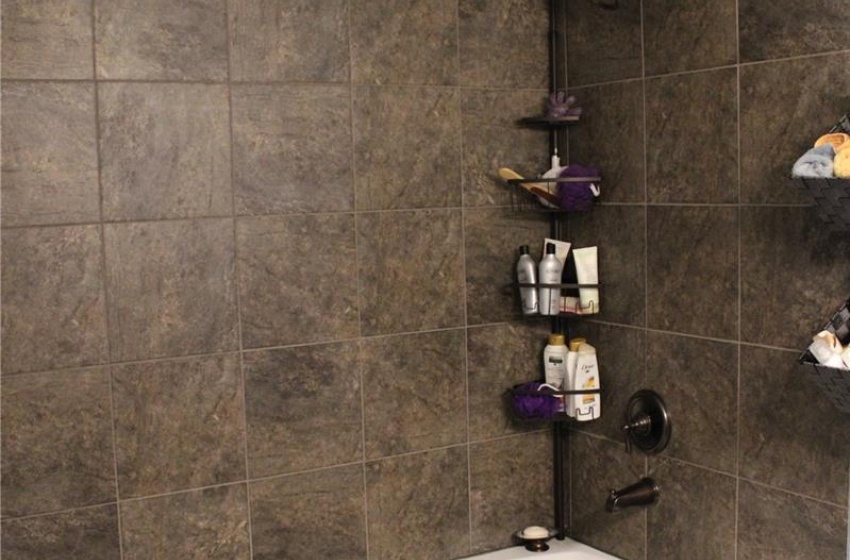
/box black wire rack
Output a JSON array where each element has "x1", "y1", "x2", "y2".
[{"x1": 798, "y1": 298, "x2": 850, "y2": 413}]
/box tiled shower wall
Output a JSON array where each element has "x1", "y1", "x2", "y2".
[
  {"x1": 563, "y1": 1, "x2": 850, "y2": 559},
  {"x1": 0, "y1": 1, "x2": 564, "y2": 558}
]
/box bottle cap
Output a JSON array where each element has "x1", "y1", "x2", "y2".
[
  {"x1": 546, "y1": 242, "x2": 556, "y2": 254},
  {"x1": 569, "y1": 337, "x2": 586, "y2": 351},
  {"x1": 548, "y1": 334, "x2": 566, "y2": 345},
  {"x1": 519, "y1": 245, "x2": 530, "y2": 255}
]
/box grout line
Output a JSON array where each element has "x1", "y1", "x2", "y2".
[
  {"x1": 639, "y1": 1, "x2": 649, "y2": 556},
  {"x1": 737, "y1": 47, "x2": 850, "y2": 69},
  {"x1": 89, "y1": 0, "x2": 125, "y2": 557},
  {"x1": 223, "y1": 0, "x2": 255, "y2": 557},
  {"x1": 0, "y1": 76, "x2": 551, "y2": 96},
  {"x1": 447, "y1": 2, "x2": 474, "y2": 554},
  {"x1": 453, "y1": 0, "x2": 475, "y2": 550},
  {"x1": 2, "y1": 325, "x2": 809, "y2": 381},
  {"x1": 344, "y1": 3, "x2": 372, "y2": 557},
  {"x1": 116, "y1": 480, "x2": 250, "y2": 506},
  {"x1": 0, "y1": 201, "x2": 819, "y2": 232},
  {"x1": 734, "y1": 4, "x2": 742, "y2": 553},
  {"x1": 561, "y1": 47, "x2": 850, "y2": 90},
  {"x1": 464, "y1": 325, "x2": 474, "y2": 549},
  {"x1": 737, "y1": 477, "x2": 849, "y2": 509},
  {"x1": 0, "y1": 501, "x2": 120, "y2": 524},
  {"x1": 846, "y1": 461, "x2": 850, "y2": 560}
]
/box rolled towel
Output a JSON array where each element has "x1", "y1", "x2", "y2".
[
  {"x1": 792, "y1": 143, "x2": 836, "y2": 178},
  {"x1": 835, "y1": 148, "x2": 850, "y2": 178},
  {"x1": 815, "y1": 132, "x2": 850, "y2": 153}
]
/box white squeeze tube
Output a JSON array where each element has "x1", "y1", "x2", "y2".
[{"x1": 573, "y1": 246, "x2": 599, "y2": 315}]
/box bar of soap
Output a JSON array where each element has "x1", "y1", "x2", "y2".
[{"x1": 521, "y1": 526, "x2": 549, "y2": 539}]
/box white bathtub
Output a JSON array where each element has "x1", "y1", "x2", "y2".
[{"x1": 464, "y1": 537, "x2": 620, "y2": 560}]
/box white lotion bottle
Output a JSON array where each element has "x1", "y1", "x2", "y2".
[
  {"x1": 516, "y1": 245, "x2": 539, "y2": 315},
  {"x1": 543, "y1": 334, "x2": 569, "y2": 389},
  {"x1": 571, "y1": 341, "x2": 601, "y2": 421},
  {"x1": 573, "y1": 246, "x2": 599, "y2": 314},
  {"x1": 538, "y1": 243, "x2": 563, "y2": 316},
  {"x1": 543, "y1": 334, "x2": 569, "y2": 412}
]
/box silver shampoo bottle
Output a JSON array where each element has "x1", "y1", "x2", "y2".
[
  {"x1": 538, "y1": 243, "x2": 563, "y2": 316},
  {"x1": 516, "y1": 245, "x2": 539, "y2": 315}
]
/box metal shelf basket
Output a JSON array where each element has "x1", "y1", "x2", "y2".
[
  {"x1": 798, "y1": 298, "x2": 850, "y2": 413},
  {"x1": 795, "y1": 177, "x2": 850, "y2": 233}
]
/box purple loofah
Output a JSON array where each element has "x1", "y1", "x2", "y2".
[
  {"x1": 557, "y1": 164, "x2": 600, "y2": 212},
  {"x1": 511, "y1": 382, "x2": 561, "y2": 420},
  {"x1": 546, "y1": 91, "x2": 582, "y2": 119}
]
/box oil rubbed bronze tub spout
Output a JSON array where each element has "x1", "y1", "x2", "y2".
[{"x1": 605, "y1": 478, "x2": 659, "y2": 513}]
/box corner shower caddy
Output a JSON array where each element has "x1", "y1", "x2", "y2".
[{"x1": 499, "y1": 0, "x2": 605, "y2": 542}]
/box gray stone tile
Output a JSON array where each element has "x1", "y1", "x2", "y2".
[
  {"x1": 568, "y1": 81, "x2": 645, "y2": 203},
  {"x1": 231, "y1": 84, "x2": 353, "y2": 215},
  {"x1": 646, "y1": 68, "x2": 738, "y2": 203},
  {"x1": 243, "y1": 343, "x2": 362, "y2": 478},
  {"x1": 737, "y1": 480, "x2": 848, "y2": 560},
  {"x1": 570, "y1": 433, "x2": 646, "y2": 560},
  {"x1": 250, "y1": 465, "x2": 367, "y2": 560},
  {"x1": 366, "y1": 447, "x2": 470, "y2": 560},
  {"x1": 1, "y1": 226, "x2": 108, "y2": 374},
  {"x1": 120, "y1": 485, "x2": 250, "y2": 560},
  {"x1": 236, "y1": 214, "x2": 359, "y2": 348},
  {"x1": 95, "y1": 0, "x2": 227, "y2": 80},
  {"x1": 1, "y1": 82, "x2": 99, "y2": 227},
  {"x1": 1, "y1": 0, "x2": 93, "y2": 79},
  {"x1": 1, "y1": 369, "x2": 115, "y2": 517},
  {"x1": 358, "y1": 209, "x2": 465, "y2": 336},
  {"x1": 566, "y1": 0, "x2": 642, "y2": 86},
  {"x1": 464, "y1": 207, "x2": 550, "y2": 325},
  {"x1": 98, "y1": 83, "x2": 231, "y2": 221},
  {"x1": 104, "y1": 219, "x2": 238, "y2": 362},
  {"x1": 740, "y1": 53, "x2": 850, "y2": 204},
  {"x1": 469, "y1": 432, "x2": 552, "y2": 554},
  {"x1": 739, "y1": 346, "x2": 850, "y2": 505},
  {"x1": 646, "y1": 459, "x2": 737, "y2": 560},
  {"x1": 467, "y1": 322, "x2": 551, "y2": 441},
  {"x1": 569, "y1": 323, "x2": 645, "y2": 442},
  {"x1": 461, "y1": 88, "x2": 549, "y2": 207},
  {"x1": 741, "y1": 206, "x2": 850, "y2": 349},
  {"x1": 647, "y1": 206, "x2": 738, "y2": 340},
  {"x1": 362, "y1": 329, "x2": 466, "y2": 459},
  {"x1": 228, "y1": 0, "x2": 349, "y2": 82},
  {"x1": 1, "y1": 505, "x2": 120, "y2": 560},
  {"x1": 646, "y1": 332, "x2": 737, "y2": 473},
  {"x1": 112, "y1": 354, "x2": 245, "y2": 498},
  {"x1": 350, "y1": 0, "x2": 458, "y2": 85},
  {"x1": 740, "y1": 0, "x2": 850, "y2": 62},
  {"x1": 353, "y1": 86, "x2": 461, "y2": 211},
  {"x1": 458, "y1": 0, "x2": 548, "y2": 88},
  {"x1": 569, "y1": 205, "x2": 646, "y2": 327},
  {"x1": 643, "y1": 0, "x2": 736, "y2": 75}
]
